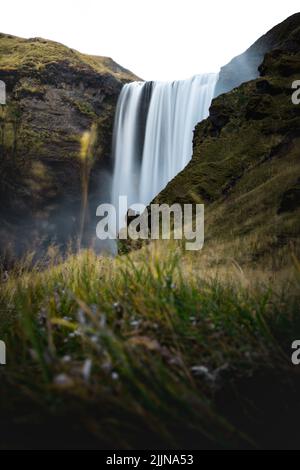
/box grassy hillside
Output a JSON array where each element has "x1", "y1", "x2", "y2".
[
  {"x1": 155, "y1": 14, "x2": 300, "y2": 268},
  {"x1": 0, "y1": 33, "x2": 138, "y2": 81}
]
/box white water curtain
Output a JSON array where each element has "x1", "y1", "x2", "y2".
[{"x1": 112, "y1": 73, "x2": 218, "y2": 228}]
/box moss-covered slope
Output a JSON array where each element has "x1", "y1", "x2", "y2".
[
  {"x1": 0, "y1": 33, "x2": 138, "y2": 80},
  {"x1": 215, "y1": 12, "x2": 300, "y2": 95},
  {"x1": 155, "y1": 14, "x2": 300, "y2": 266}
]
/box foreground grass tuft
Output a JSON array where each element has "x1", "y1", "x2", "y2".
[{"x1": 0, "y1": 242, "x2": 299, "y2": 449}]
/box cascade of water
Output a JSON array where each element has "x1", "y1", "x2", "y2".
[{"x1": 112, "y1": 73, "x2": 218, "y2": 228}]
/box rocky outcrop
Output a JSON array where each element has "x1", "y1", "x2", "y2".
[
  {"x1": 215, "y1": 13, "x2": 300, "y2": 96},
  {"x1": 155, "y1": 14, "x2": 300, "y2": 264},
  {"x1": 0, "y1": 34, "x2": 138, "y2": 262}
]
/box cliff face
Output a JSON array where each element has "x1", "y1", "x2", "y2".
[
  {"x1": 0, "y1": 34, "x2": 138, "y2": 261},
  {"x1": 155, "y1": 14, "x2": 300, "y2": 266},
  {"x1": 215, "y1": 13, "x2": 300, "y2": 96}
]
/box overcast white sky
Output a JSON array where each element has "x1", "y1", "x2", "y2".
[{"x1": 1, "y1": 1, "x2": 299, "y2": 81}]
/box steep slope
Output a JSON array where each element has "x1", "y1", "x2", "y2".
[
  {"x1": 215, "y1": 12, "x2": 300, "y2": 95},
  {"x1": 155, "y1": 14, "x2": 300, "y2": 267},
  {"x1": 0, "y1": 34, "x2": 138, "y2": 261}
]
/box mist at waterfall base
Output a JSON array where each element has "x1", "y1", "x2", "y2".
[{"x1": 111, "y1": 74, "x2": 218, "y2": 232}]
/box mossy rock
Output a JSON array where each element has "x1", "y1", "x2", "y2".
[{"x1": 155, "y1": 16, "x2": 300, "y2": 265}]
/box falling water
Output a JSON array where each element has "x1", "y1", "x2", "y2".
[{"x1": 112, "y1": 73, "x2": 218, "y2": 228}]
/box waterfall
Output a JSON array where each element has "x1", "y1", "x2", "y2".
[{"x1": 111, "y1": 73, "x2": 218, "y2": 228}]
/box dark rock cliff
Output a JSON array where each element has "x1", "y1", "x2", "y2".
[
  {"x1": 215, "y1": 13, "x2": 300, "y2": 96},
  {"x1": 0, "y1": 34, "x2": 138, "y2": 261}
]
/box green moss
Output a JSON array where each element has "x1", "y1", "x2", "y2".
[
  {"x1": 155, "y1": 46, "x2": 300, "y2": 263},
  {"x1": 15, "y1": 79, "x2": 46, "y2": 98},
  {"x1": 0, "y1": 33, "x2": 138, "y2": 81},
  {"x1": 67, "y1": 98, "x2": 96, "y2": 118}
]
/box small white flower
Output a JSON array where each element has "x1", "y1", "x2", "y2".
[
  {"x1": 77, "y1": 309, "x2": 86, "y2": 325},
  {"x1": 99, "y1": 314, "x2": 106, "y2": 328},
  {"x1": 111, "y1": 371, "x2": 119, "y2": 380},
  {"x1": 82, "y1": 358, "x2": 92, "y2": 382},
  {"x1": 53, "y1": 373, "x2": 74, "y2": 387},
  {"x1": 61, "y1": 355, "x2": 72, "y2": 363}
]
